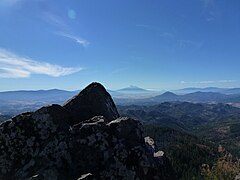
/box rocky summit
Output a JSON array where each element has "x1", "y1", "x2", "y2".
[
  {"x1": 0, "y1": 82, "x2": 175, "y2": 180},
  {"x1": 63, "y1": 82, "x2": 120, "y2": 125}
]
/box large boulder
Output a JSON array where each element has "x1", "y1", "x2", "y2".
[
  {"x1": 69, "y1": 116, "x2": 175, "y2": 180},
  {"x1": 0, "y1": 104, "x2": 72, "y2": 180}
]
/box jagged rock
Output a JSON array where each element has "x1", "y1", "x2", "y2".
[
  {"x1": 0, "y1": 104, "x2": 72, "y2": 180},
  {"x1": 63, "y1": 82, "x2": 119, "y2": 125},
  {"x1": 0, "y1": 82, "x2": 175, "y2": 180}
]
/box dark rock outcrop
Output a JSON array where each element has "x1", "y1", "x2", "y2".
[
  {"x1": 63, "y1": 82, "x2": 119, "y2": 125},
  {"x1": 0, "y1": 82, "x2": 175, "y2": 180}
]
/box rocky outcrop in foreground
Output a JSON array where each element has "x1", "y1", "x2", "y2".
[{"x1": 0, "y1": 82, "x2": 175, "y2": 180}]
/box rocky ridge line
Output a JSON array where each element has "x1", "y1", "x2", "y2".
[{"x1": 0, "y1": 82, "x2": 175, "y2": 180}]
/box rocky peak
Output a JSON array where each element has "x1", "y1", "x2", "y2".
[
  {"x1": 63, "y1": 82, "x2": 119, "y2": 125},
  {"x1": 0, "y1": 82, "x2": 176, "y2": 180}
]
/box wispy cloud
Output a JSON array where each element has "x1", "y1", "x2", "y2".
[
  {"x1": 201, "y1": 0, "x2": 217, "y2": 22},
  {"x1": 136, "y1": 24, "x2": 153, "y2": 28},
  {"x1": 0, "y1": 48, "x2": 82, "y2": 78},
  {"x1": 42, "y1": 12, "x2": 90, "y2": 47},
  {"x1": 181, "y1": 80, "x2": 237, "y2": 84},
  {"x1": 43, "y1": 12, "x2": 68, "y2": 29},
  {"x1": 56, "y1": 32, "x2": 90, "y2": 47}
]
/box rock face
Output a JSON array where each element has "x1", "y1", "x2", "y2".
[
  {"x1": 0, "y1": 83, "x2": 175, "y2": 180},
  {"x1": 63, "y1": 82, "x2": 120, "y2": 125}
]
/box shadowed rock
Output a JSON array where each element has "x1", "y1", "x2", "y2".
[
  {"x1": 63, "y1": 82, "x2": 119, "y2": 125},
  {"x1": 0, "y1": 82, "x2": 176, "y2": 180}
]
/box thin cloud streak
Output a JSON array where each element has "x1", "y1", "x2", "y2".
[
  {"x1": 181, "y1": 80, "x2": 237, "y2": 84},
  {"x1": 42, "y1": 12, "x2": 68, "y2": 29},
  {"x1": 0, "y1": 48, "x2": 82, "y2": 78},
  {"x1": 136, "y1": 24, "x2": 153, "y2": 28},
  {"x1": 42, "y1": 12, "x2": 90, "y2": 47},
  {"x1": 56, "y1": 32, "x2": 90, "y2": 47}
]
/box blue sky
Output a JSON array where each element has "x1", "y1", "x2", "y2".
[{"x1": 0, "y1": 0, "x2": 240, "y2": 91}]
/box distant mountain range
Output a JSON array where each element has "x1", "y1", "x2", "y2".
[
  {"x1": 152, "y1": 91, "x2": 232, "y2": 103},
  {"x1": 116, "y1": 86, "x2": 240, "y2": 95},
  {"x1": 114, "y1": 91, "x2": 240, "y2": 106},
  {"x1": 1, "y1": 86, "x2": 240, "y2": 115},
  {"x1": 174, "y1": 87, "x2": 240, "y2": 95}
]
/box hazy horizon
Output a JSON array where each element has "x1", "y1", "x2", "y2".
[{"x1": 0, "y1": 84, "x2": 239, "y2": 92}]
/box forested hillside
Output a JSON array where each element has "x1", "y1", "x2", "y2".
[{"x1": 119, "y1": 102, "x2": 240, "y2": 179}]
